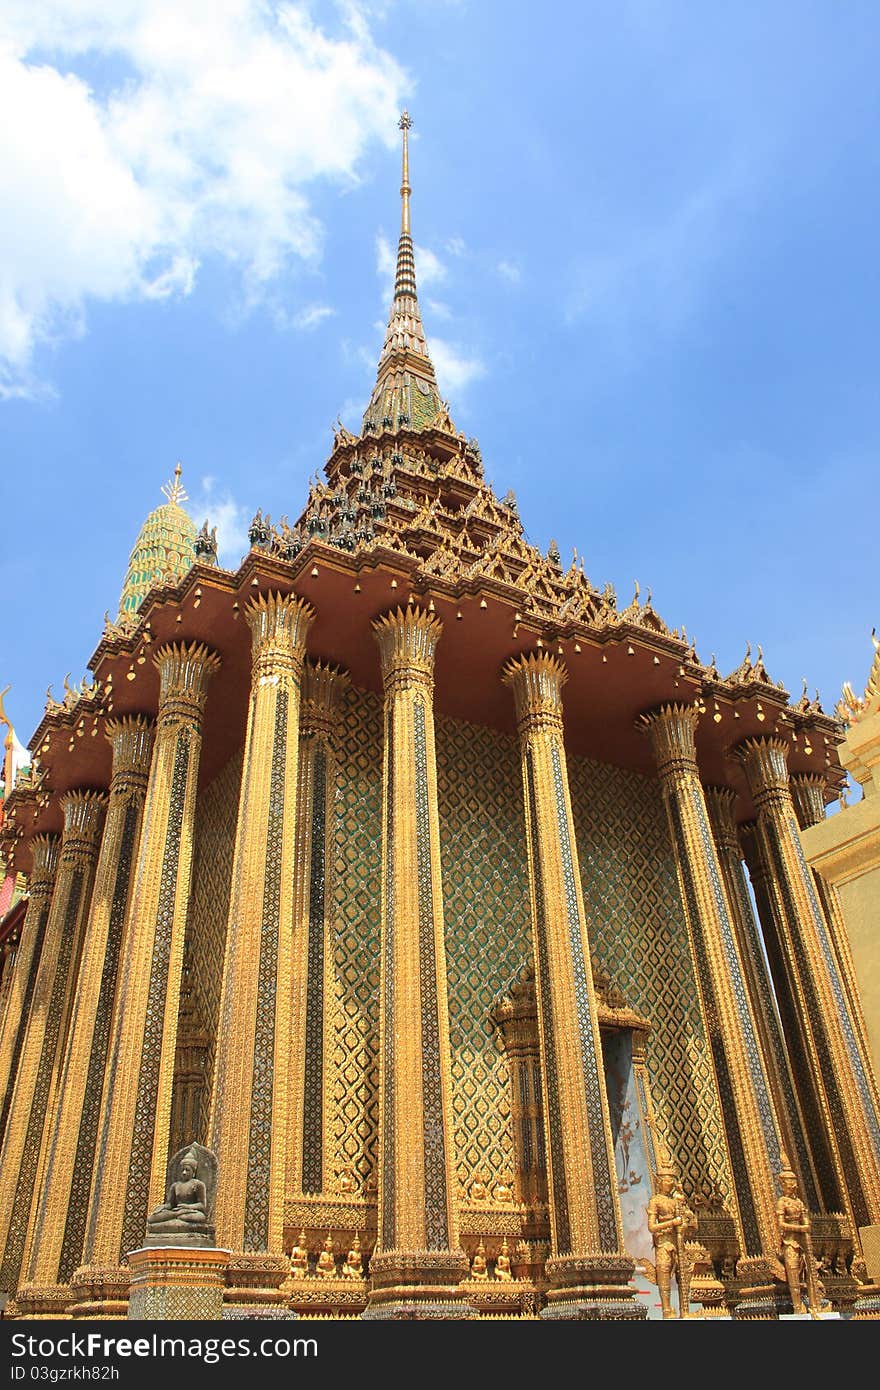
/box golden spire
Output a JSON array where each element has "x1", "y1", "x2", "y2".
[
  {"x1": 400, "y1": 108, "x2": 412, "y2": 238},
  {"x1": 391, "y1": 109, "x2": 418, "y2": 306},
  {"x1": 362, "y1": 110, "x2": 445, "y2": 435},
  {"x1": 161, "y1": 461, "x2": 188, "y2": 507},
  {"x1": 117, "y1": 468, "x2": 196, "y2": 618}
]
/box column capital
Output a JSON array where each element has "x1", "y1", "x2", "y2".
[
  {"x1": 729, "y1": 735, "x2": 791, "y2": 805},
  {"x1": 502, "y1": 651, "x2": 567, "y2": 737},
  {"x1": 790, "y1": 772, "x2": 827, "y2": 830},
  {"x1": 245, "y1": 590, "x2": 315, "y2": 677},
  {"x1": 154, "y1": 641, "x2": 221, "y2": 728},
  {"x1": 637, "y1": 701, "x2": 700, "y2": 780},
  {"x1": 105, "y1": 716, "x2": 154, "y2": 794},
  {"x1": 704, "y1": 784, "x2": 740, "y2": 853},
  {"x1": 301, "y1": 661, "x2": 349, "y2": 739},
  {"x1": 59, "y1": 790, "x2": 107, "y2": 858},
  {"x1": 373, "y1": 605, "x2": 442, "y2": 690},
  {"x1": 27, "y1": 833, "x2": 60, "y2": 886}
]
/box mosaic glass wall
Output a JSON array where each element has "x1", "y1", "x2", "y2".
[
  {"x1": 568, "y1": 754, "x2": 732, "y2": 1200},
  {"x1": 330, "y1": 686, "x2": 383, "y2": 1184},
  {"x1": 182, "y1": 686, "x2": 733, "y2": 1211},
  {"x1": 435, "y1": 713, "x2": 532, "y2": 1193},
  {"x1": 183, "y1": 749, "x2": 243, "y2": 1113}
]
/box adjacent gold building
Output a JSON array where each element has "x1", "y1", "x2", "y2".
[{"x1": 1, "y1": 115, "x2": 879, "y2": 1321}]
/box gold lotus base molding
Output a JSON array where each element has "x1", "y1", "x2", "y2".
[
  {"x1": 223, "y1": 1251, "x2": 290, "y2": 1312},
  {"x1": 362, "y1": 1248, "x2": 477, "y2": 1319},
  {"x1": 68, "y1": 1264, "x2": 130, "y2": 1320},
  {"x1": 7, "y1": 1283, "x2": 72, "y2": 1320},
  {"x1": 540, "y1": 1255, "x2": 646, "y2": 1320}
]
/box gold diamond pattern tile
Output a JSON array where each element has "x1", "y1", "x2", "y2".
[{"x1": 568, "y1": 753, "x2": 732, "y2": 1200}]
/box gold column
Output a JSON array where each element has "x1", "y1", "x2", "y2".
[
  {"x1": 490, "y1": 966, "x2": 548, "y2": 1209},
  {"x1": 791, "y1": 772, "x2": 873, "y2": 1067},
  {"x1": 366, "y1": 606, "x2": 470, "y2": 1318},
  {"x1": 0, "y1": 940, "x2": 18, "y2": 1038},
  {"x1": 209, "y1": 593, "x2": 313, "y2": 1268},
  {"x1": 504, "y1": 652, "x2": 639, "y2": 1318},
  {"x1": 0, "y1": 793, "x2": 106, "y2": 1296},
  {"x1": 740, "y1": 820, "x2": 842, "y2": 1213},
  {"x1": 19, "y1": 719, "x2": 154, "y2": 1313},
  {"x1": 731, "y1": 736, "x2": 880, "y2": 1234},
  {"x1": 639, "y1": 705, "x2": 782, "y2": 1262},
  {"x1": 79, "y1": 643, "x2": 219, "y2": 1288},
  {"x1": 0, "y1": 835, "x2": 59, "y2": 1146},
  {"x1": 705, "y1": 786, "x2": 819, "y2": 1211},
  {"x1": 288, "y1": 660, "x2": 348, "y2": 1199}
]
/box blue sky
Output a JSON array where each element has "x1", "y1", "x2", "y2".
[{"x1": 1, "y1": 1, "x2": 878, "y2": 758}]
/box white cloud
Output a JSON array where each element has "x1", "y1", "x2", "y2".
[
  {"x1": 427, "y1": 299, "x2": 451, "y2": 319},
  {"x1": 414, "y1": 244, "x2": 446, "y2": 288},
  {"x1": 445, "y1": 235, "x2": 466, "y2": 257},
  {"x1": 194, "y1": 476, "x2": 250, "y2": 569},
  {"x1": 430, "y1": 338, "x2": 486, "y2": 396},
  {"x1": 339, "y1": 395, "x2": 368, "y2": 429},
  {"x1": 567, "y1": 166, "x2": 751, "y2": 339},
  {"x1": 0, "y1": 1, "x2": 408, "y2": 392},
  {"x1": 293, "y1": 303, "x2": 336, "y2": 331},
  {"x1": 375, "y1": 232, "x2": 396, "y2": 283},
  {"x1": 497, "y1": 259, "x2": 521, "y2": 284}
]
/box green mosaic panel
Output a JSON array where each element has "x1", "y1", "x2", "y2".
[
  {"x1": 185, "y1": 749, "x2": 243, "y2": 1107},
  {"x1": 435, "y1": 714, "x2": 531, "y2": 1193},
  {"x1": 568, "y1": 754, "x2": 732, "y2": 1201},
  {"x1": 331, "y1": 687, "x2": 383, "y2": 1184}
]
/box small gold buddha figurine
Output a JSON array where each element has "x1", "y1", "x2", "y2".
[
  {"x1": 470, "y1": 1171, "x2": 489, "y2": 1202},
  {"x1": 290, "y1": 1229, "x2": 309, "y2": 1278},
  {"x1": 494, "y1": 1237, "x2": 513, "y2": 1280},
  {"x1": 492, "y1": 1175, "x2": 514, "y2": 1204},
  {"x1": 470, "y1": 1239, "x2": 488, "y2": 1281},
  {"x1": 315, "y1": 1231, "x2": 337, "y2": 1278},
  {"x1": 338, "y1": 1166, "x2": 357, "y2": 1194},
  {"x1": 342, "y1": 1234, "x2": 363, "y2": 1279}
]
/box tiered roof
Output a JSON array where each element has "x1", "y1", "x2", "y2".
[{"x1": 0, "y1": 114, "x2": 847, "y2": 878}]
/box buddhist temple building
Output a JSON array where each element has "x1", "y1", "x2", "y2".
[{"x1": 1, "y1": 114, "x2": 879, "y2": 1322}]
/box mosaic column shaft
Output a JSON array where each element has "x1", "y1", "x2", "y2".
[
  {"x1": 0, "y1": 941, "x2": 18, "y2": 1039},
  {"x1": 210, "y1": 593, "x2": 314, "y2": 1257},
  {"x1": 288, "y1": 660, "x2": 347, "y2": 1199},
  {"x1": 505, "y1": 653, "x2": 638, "y2": 1318},
  {"x1": 0, "y1": 794, "x2": 106, "y2": 1295},
  {"x1": 0, "y1": 835, "x2": 59, "y2": 1146},
  {"x1": 739, "y1": 821, "x2": 842, "y2": 1212},
  {"x1": 640, "y1": 705, "x2": 782, "y2": 1261},
  {"x1": 82, "y1": 643, "x2": 219, "y2": 1273},
  {"x1": 732, "y1": 737, "x2": 880, "y2": 1231},
  {"x1": 367, "y1": 606, "x2": 468, "y2": 1316},
  {"x1": 20, "y1": 719, "x2": 154, "y2": 1309},
  {"x1": 791, "y1": 772, "x2": 874, "y2": 1069},
  {"x1": 705, "y1": 786, "x2": 819, "y2": 1211}
]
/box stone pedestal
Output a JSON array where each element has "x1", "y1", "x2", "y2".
[{"x1": 127, "y1": 1246, "x2": 229, "y2": 1321}]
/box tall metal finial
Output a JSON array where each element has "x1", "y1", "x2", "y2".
[
  {"x1": 161, "y1": 461, "x2": 188, "y2": 507},
  {"x1": 399, "y1": 109, "x2": 412, "y2": 236}
]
